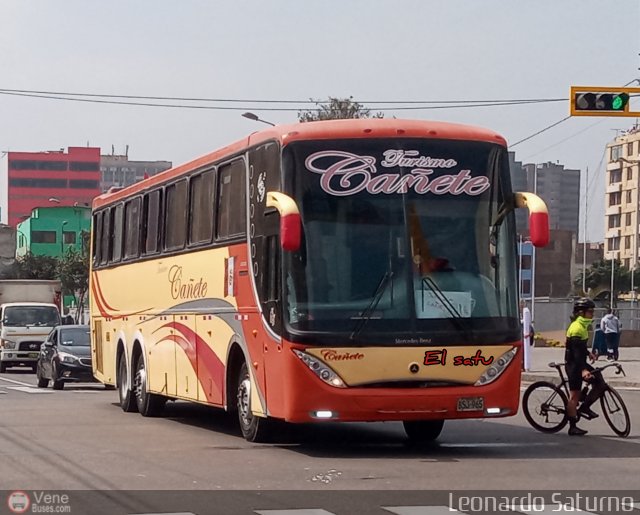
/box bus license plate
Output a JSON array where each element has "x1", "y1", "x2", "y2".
[{"x1": 457, "y1": 397, "x2": 484, "y2": 412}]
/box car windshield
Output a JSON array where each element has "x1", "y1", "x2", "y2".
[
  {"x1": 59, "y1": 327, "x2": 91, "y2": 346},
  {"x1": 282, "y1": 138, "x2": 519, "y2": 345},
  {"x1": 2, "y1": 306, "x2": 61, "y2": 327}
]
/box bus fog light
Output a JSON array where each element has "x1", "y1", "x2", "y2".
[
  {"x1": 475, "y1": 348, "x2": 517, "y2": 386},
  {"x1": 312, "y1": 410, "x2": 336, "y2": 419},
  {"x1": 293, "y1": 349, "x2": 346, "y2": 388}
]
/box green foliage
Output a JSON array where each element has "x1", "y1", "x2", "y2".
[
  {"x1": 298, "y1": 96, "x2": 384, "y2": 122},
  {"x1": 15, "y1": 252, "x2": 59, "y2": 280},
  {"x1": 57, "y1": 248, "x2": 89, "y2": 323},
  {"x1": 574, "y1": 259, "x2": 632, "y2": 298}
]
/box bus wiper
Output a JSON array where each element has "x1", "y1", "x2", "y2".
[
  {"x1": 420, "y1": 276, "x2": 473, "y2": 340},
  {"x1": 350, "y1": 271, "x2": 393, "y2": 341}
]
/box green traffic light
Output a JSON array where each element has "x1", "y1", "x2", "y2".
[{"x1": 613, "y1": 96, "x2": 624, "y2": 110}]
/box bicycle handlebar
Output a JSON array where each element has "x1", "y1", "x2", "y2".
[{"x1": 546, "y1": 361, "x2": 625, "y2": 377}]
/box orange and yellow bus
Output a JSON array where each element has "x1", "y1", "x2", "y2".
[{"x1": 89, "y1": 118, "x2": 548, "y2": 442}]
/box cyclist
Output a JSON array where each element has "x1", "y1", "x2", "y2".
[{"x1": 565, "y1": 297, "x2": 606, "y2": 436}]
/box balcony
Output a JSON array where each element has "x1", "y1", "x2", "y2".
[
  {"x1": 606, "y1": 182, "x2": 622, "y2": 193},
  {"x1": 606, "y1": 205, "x2": 622, "y2": 215}
]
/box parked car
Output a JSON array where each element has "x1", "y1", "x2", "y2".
[{"x1": 36, "y1": 325, "x2": 95, "y2": 390}]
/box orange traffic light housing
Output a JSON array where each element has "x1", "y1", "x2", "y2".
[{"x1": 570, "y1": 86, "x2": 640, "y2": 117}]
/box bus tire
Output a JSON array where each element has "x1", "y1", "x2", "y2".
[
  {"x1": 134, "y1": 354, "x2": 165, "y2": 417},
  {"x1": 236, "y1": 362, "x2": 272, "y2": 442},
  {"x1": 403, "y1": 419, "x2": 445, "y2": 443},
  {"x1": 117, "y1": 352, "x2": 138, "y2": 413}
]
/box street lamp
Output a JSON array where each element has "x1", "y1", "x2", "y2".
[
  {"x1": 60, "y1": 221, "x2": 67, "y2": 256},
  {"x1": 241, "y1": 112, "x2": 276, "y2": 127}
]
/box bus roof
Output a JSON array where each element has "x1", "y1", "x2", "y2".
[{"x1": 93, "y1": 118, "x2": 507, "y2": 209}]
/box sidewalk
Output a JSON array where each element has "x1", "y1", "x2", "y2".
[{"x1": 521, "y1": 346, "x2": 640, "y2": 387}]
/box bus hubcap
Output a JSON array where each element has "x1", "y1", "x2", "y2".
[
  {"x1": 135, "y1": 366, "x2": 146, "y2": 403},
  {"x1": 238, "y1": 377, "x2": 251, "y2": 425}
]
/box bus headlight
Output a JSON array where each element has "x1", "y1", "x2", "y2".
[
  {"x1": 293, "y1": 349, "x2": 347, "y2": 388},
  {"x1": 474, "y1": 348, "x2": 518, "y2": 386}
]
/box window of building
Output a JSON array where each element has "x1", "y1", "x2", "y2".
[
  {"x1": 143, "y1": 190, "x2": 162, "y2": 254},
  {"x1": 63, "y1": 231, "x2": 76, "y2": 244},
  {"x1": 609, "y1": 214, "x2": 621, "y2": 228},
  {"x1": 628, "y1": 142, "x2": 634, "y2": 156},
  {"x1": 520, "y1": 255, "x2": 532, "y2": 269},
  {"x1": 609, "y1": 192, "x2": 621, "y2": 206},
  {"x1": 9, "y1": 160, "x2": 67, "y2": 171},
  {"x1": 216, "y1": 159, "x2": 246, "y2": 239},
  {"x1": 9, "y1": 178, "x2": 68, "y2": 188},
  {"x1": 124, "y1": 197, "x2": 141, "y2": 258},
  {"x1": 69, "y1": 179, "x2": 100, "y2": 189},
  {"x1": 608, "y1": 237, "x2": 620, "y2": 251},
  {"x1": 69, "y1": 161, "x2": 99, "y2": 171},
  {"x1": 625, "y1": 235, "x2": 631, "y2": 249},
  {"x1": 31, "y1": 231, "x2": 57, "y2": 244},
  {"x1": 626, "y1": 213, "x2": 632, "y2": 226},
  {"x1": 625, "y1": 258, "x2": 631, "y2": 269},
  {"x1": 164, "y1": 180, "x2": 188, "y2": 250},
  {"x1": 522, "y1": 280, "x2": 531, "y2": 295},
  {"x1": 610, "y1": 169, "x2": 622, "y2": 184},
  {"x1": 189, "y1": 170, "x2": 215, "y2": 244},
  {"x1": 627, "y1": 167, "x2": 633, "y2": 181},
  {"x1": 626, "y1": 190, "x2": 632, "y2": 203},
  {"x1": 611, "y1": 145, "x2": 622, "y2": 161}
]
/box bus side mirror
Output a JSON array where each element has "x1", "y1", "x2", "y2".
[
  {"x1": 514, "y1": 192, "x2": 549, "y2": 247},
  {"x1": 266, "y1": 191, "x2": 301, "y2": 252}
]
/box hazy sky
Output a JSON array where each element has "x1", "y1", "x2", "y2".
[{"x1": 1, "y1": 0, "x2": 639, "y2": 241}]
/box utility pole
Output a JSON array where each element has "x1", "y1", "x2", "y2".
[{"x1": 582, "y1": 166, "x2": 588, "y2": 294}]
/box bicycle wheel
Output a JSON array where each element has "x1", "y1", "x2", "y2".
[
  {"x1": 600, "y1": 387, "x2": 631, "y2": 437},
  {"x1": 523, "y1": 381, "x2": 569, "y2": 433}
]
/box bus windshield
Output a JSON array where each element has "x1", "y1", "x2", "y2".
[{"x1": 282, "y1": 138, "x2": 519, "y2": 345}]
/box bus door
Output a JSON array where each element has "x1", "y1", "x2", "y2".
[{"x1": 247, "y1": 142, "x2": 285, "y2": 413}]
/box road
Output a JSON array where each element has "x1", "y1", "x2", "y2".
[{"x1": 1, "y1": 368, "x2": 639, "y2": 514}]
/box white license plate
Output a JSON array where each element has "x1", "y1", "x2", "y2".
[{"x1": 457, "y1": 396, "x2": 484, "y2": 412}]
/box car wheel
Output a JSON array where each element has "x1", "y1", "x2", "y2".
[
  {"x1": 0, "y1": 362, "x2": 7, "y2": 373},
  {"x1": 133, "y1": 355, "x2": 165, "y2": 417},
  {"x1": 36, "y1": 363, "x2": 49, "y2": 388},
  {"x1": 51, "y1": 363, "x2": 64, "y2": 390},
  {"x1": 117, "y1": 352, "x2": 138, "y2": 413}
]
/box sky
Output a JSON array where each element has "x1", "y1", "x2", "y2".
[{"x1": 1, "y1": 0, "x2": 639, "y2": 242}]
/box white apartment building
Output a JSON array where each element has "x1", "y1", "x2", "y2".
[{"x1": 604, "y1": 126, "x2": 640, "y2": 267}]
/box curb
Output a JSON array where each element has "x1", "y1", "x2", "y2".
[{"x1": 521, "y1": 372, "x2": 640, "y2": 388}]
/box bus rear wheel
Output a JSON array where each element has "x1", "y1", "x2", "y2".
[
  {"x1": 403, "y1": 419, "x2": 445, "y2": 443},
  {"x1": 236, "y1": 362, "x2": 272, "y2": 442},
  {"x1": 118, "y1": 352, "x2": 138, "y2": 413},
  {"x1": 134, "y1": 355, "x2": 166, "y2": 417}
]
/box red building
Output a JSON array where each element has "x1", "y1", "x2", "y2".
[{"x1": 1, "y1": 147, "x2": 101, "y2": 226}]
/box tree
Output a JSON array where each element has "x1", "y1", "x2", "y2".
[
  {"x1": 57, "y1": 248, "x2": 89, "y2": 323},
  {"x1": 298, "y1": 96, "x2": 384, "y2": 122},
  {"x1": 575, "y1": 259, "x2": 632, "y2": 301},
  {"x1": 14, "y1": 252, "x2": 59, "y2": 280}
]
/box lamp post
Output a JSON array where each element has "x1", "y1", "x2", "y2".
[
  {"x1": 241, "y1": 112, "x2": 276, "y2": 127},
  {"x1": 60, "y1": 221, "x2": 67, "y2": 257}
]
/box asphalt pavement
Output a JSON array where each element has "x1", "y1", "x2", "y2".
[{"x1": 522, "y1": 345, "x2": 640, "y2": 387}]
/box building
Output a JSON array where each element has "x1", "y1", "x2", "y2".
[
  {"x1": 508, "y1": 152, "x2": 528, "y2": 234},
  {"x1": 100, "y1": 153, "x2": 171, "y2": 192},
  {"x1": 518, "y1": 239, "x2": 533, "y2": 299},
  {"x1": 0, "y1": 147, "x2": 101, "y2": 227},
  {"x1": 535, "y1": 229, "x2": 577, "y2": 298},
  {"x1": 523, "y1": 162, "x2": 581, "y2": 235},
  {"x1": 16, "y1": 206, "x2": 91, "y2": 259},
  {"x1": 603, "y1": 125, "x2": 640, "y2": 268}
]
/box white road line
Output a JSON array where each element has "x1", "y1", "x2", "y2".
[
  {"x1": 383, "y1": 506, "x2": 466, "y2": 514},
  {"x1": 438, "y1": 442, "x2": 560, "y2": 448},
  {"x1": 256, "y1": 510, "x2": 336, "y2": 515},
  {"x1": 513, "y1": 505, "x2": 597, "y2": 514},
  {"x1": 0, "y1": 376, "x2": 35, "y2": 387},
  {"x1": 6, "y1": 386, "x2": 52, "y2": 394}
]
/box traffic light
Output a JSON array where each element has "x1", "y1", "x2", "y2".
[{"x1": 571, "y1": 86, "x2": 640, "y2": 117}]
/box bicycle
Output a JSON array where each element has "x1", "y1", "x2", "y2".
[{"x1": 522, "y1": 361, "x2": 631, "y2": 437}]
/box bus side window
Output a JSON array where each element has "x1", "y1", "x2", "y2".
[
  {"x1": 164, "y1": 180, "x2": 188, "y2": 251},
  {"x1": 93, "y1": 211, "x2": 102, "y2": 266},
  {"x1": 143, "y1": 189, "x2": 162, "y2": 255},
  {"x1": 217, "y1": 159, "x2": 246, "y2": 239},
  {"x1": 100, "y1": 207, "x2": 111, "y2": 266},
  {"x1": 189, "y1": 170, "x2": 215, "y2": 245}
]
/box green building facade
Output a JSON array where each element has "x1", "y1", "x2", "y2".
[{"x1": 16, "y1": 206, "x2": 91, "y2": 259}]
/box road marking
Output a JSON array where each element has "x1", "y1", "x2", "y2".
[
  {"x1": 438, "y1": 442, "x2": 559, "y2": 448},
  {"x1": 6, "y1": 386, "x2": 52, "y2": 394},
  {"x1": 513, "y1": 505, "x2": 597, "y2": 514},
  {"x1": 0, "y1": 376, "x2": 35, "y2": 387},
  {"x1": 256, "y1": 510, "x2": 336, "y2": 515},
  {"x1": 384, "y1": 507, "x2": 466, "y2": 514}
]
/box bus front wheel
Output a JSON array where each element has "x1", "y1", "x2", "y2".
[
  {"x1": 403, "y1": 419, "x2": 445, "y2": 443},
  {"x1": 236, "y1": 362, "x2": 272, "y2": 442}
]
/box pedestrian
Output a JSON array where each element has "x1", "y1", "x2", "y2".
[
  {"x1": 564, "y1": 297, "x2": 606, "y2": 436},
  {"x1": 520, "y1": 300, "x2": 532, "y2": 371},
  {"x1": 600, "y1": 308, "x2": 621, "y2": 361}
]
